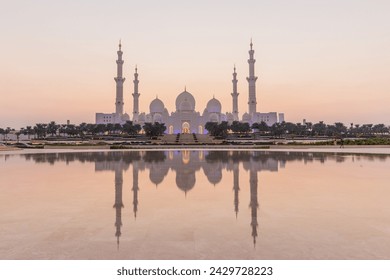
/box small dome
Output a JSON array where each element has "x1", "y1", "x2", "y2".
[
  {"x1": 206, "y1": 97, "x2": 221, "y2": 113},
  {"x1": 153, "y1": 113, "x2": 163, "y2": 123},
  {"x1": 121, "y1": 113, "x2": 130, "y2": 121},
  {"x1": 176, "y1": 90, "x2": 195, "y2": 111},
  {"x1": 226, "y1": 113, "x2": 234, "y2": 122},
  {"x1": 138, "y1": 113, "x2": 146, "y2": 122},
  {"x1": 242, "y1": 112, "x2": 252, "y2": 122},
  {"x1": 150, "y1": 98, "x2": 165, "y2": 113},
  {"x1": 209, "y1": 113, "x2": 219, "y2": 122}
]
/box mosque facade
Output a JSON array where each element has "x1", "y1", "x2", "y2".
[{"x1": 96, "y1": 41, "x2": 284, "y2": 134}]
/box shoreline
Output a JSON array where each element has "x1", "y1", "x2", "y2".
[{"x1": 1, "y1": 144, "x2": 390, "y2": 155}]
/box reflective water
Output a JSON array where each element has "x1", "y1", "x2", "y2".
[{"x1": 1, "y1": 150, "x2": 390, "y2": 259}]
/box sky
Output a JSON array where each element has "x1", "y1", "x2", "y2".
[{"x1": 1, "y1": 0, "x2": 389, "y2": 128}]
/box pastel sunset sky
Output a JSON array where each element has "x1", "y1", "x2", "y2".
[{"x1": 1, "y1": 0, "x2": 389, "y2": 128}]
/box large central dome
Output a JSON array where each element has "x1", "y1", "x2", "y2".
[{"x1": 175, "y1": 90, "x2": 195, "y2": 112}]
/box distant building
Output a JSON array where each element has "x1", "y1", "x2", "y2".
[{"x1": 96, "y1": 40, "x2": 285, "y2": 133}]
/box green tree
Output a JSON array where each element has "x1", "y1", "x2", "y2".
[
  {"x1": 33, "y1": 123, "x2": 47, "y2": 139},
  {"x1": 47, "y1": 121, "x2": 59, "y2": 137},
  {"x1": 78, "y1": 122, "x2": 88, "y2": 138},
  {"x1": 0, "y1": 128, "x2": 4, "y2": 141},
  {"x1": 65, "y1": 124, "x2": 78, "y2": 137},
  {"x1": 312, "y1": 121, "x2": 327, "y2": 136},
  {"x1": 252, "y1": 121, "x2": 269, "y2": 133},
  {"x1": 86, "y1": 123, "x2": 97, "y2": 135},
  {"x1": 113, "y1": 123, "x2": 123, "y2": 134},
  {"x1": 106, "y1": 123, "x2": 114, "y2": 134},
  {"x1": 205, "y1": 121, "x2": 229, "y2": 138},
  {"x1": 143, "y1": 122, "x2": 166, "y2": 137},
  {"x1": 122, "y1": 121, "x2": 141, "y2": 135},
  {"x1": 270, "y1": 122, "x2": 284, "y2": 138},
  {"x1": 230, "y1": 121, "x2": 251, "y2": 134},
  {"x1": 22, "y1": 126, "x2": 34, "y2": 140},
  {"x1": 373, "y1": 124, "x2": 388, "y2": 135}
]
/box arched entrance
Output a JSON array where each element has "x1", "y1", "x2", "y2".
[
  {"x1": 169, "y1": 125, "x2": 174, "y2": 134},
  {"x1": 198, "y1": 125, "x2": 203, "y2": 134},
  {"x1": 182, "y1": 122, "x2": 190, "y2": 134}
]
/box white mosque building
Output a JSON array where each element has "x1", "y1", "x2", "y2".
[{"x1": 96, "y1": 41, "x2": 284, "y2": 134}]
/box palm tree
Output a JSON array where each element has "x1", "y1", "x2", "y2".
[
  {"x1": 252, "y1": 121, "x2": 269, "y2": 134},
  {"x1": 122, "y1": 121, "x2": 141, "y2": 136},
  {"x1": 23, "y1": 126, "x2": 34, "y2": 140},
  {"x1": 113, "y1": 123, "x2": 122, "y2": 134},
  {"x1": 230, "y1": 121, "x2": 251, "y2": 134},
  {"x1": 270, "y1": 123, "x2": 284, "y2": 137},
  {"x1": 47, "y1": 121, "x2": 59, "y2": 137},
  {"x1": 106, "y1": 123, "x2": 114, "y2": 135},
  {"x1": 142, "y1": 122, "x2": 166, "y2": 138},
  {"x1": 312, "y1": 121, "x2": 327, "y2": 136},
  {"x1": 0, "y1": 128, "x2": 5, "y2": 142},
  {"x1": 15, "y1": 130, "x2": 22, "y2": 143},
  {"x1": 304, "y1": 122, "x2": 313, "y2": 136},
  {"x1": 373, "y1": 124, "x2": 388, "y2": 135},
  {"x1": 93, "y1": 124, "x2": 106, "y2": 136},
  {"x1": 65, "y1": 124, "x2": 78, "y2": 137},
  {"x1": 78, "y1": 122, "x2": 88, "y2": 138},
  {"x1": 86, "y1": 123, "x2": 96, "y2": 135}
]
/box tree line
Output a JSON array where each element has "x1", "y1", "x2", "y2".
[
  {"x1": 206, "y1": 121, "x2": 390, "y2": 138},
  {"x1": 0, "y1": 121, "x2": 166, "y2": 140},
  {"x1": 1, "y1": 120, "x2": 389, "y2": 141}
]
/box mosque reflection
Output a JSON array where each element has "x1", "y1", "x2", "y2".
[
  {"x1": 104, "y1": 150, "x2": 271, "y2": 248},
  {"x1": 18, "y1": 150, "x2": 390, "y2": 248}
]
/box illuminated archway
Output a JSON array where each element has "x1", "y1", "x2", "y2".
[
  {"x1": 182, "y1": 122, "x2": 190, "y2": 134},
  {"x1": 182, "y1": 150, "x2": 190, "y2": 164}
]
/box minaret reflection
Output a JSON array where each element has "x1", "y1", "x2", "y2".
[
  {"x1": 249, "y1": 168, "x2": 258, "y2": 247},
  {"x1": 132, "y1": 162, "x2": 139, "y2": 218},
  {"x1": 233, "y1": 162, "x2": 240, "y2": 218},
  {"x1": 113, "y1": 168, "x2": 124, "y2": 249}
]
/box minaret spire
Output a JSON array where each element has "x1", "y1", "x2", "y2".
[
  {"x1": 247, "y1": 40, "x2": 258, "y2": 115},
  {"x1": 132, "y1": 162, "x2": 139, "y2": 219},
  {"x1": 249, "y1": 168, "x2": 259, "y2": 247},
  {"x1": 233, "y1": 162, "x2": 240, "y2": 218},
  {"x1": 113, "y1": 168, "x2": 124, "y2": 250},
  {"x1": 231, "y1": 65, "x2": 239, "y2": 121},
  {"x1": 132, "y1": 65, "x2": 140, "y2": 122},
  {"x1": 114, "y1": 42, "x2": 125, "y2": 117}
]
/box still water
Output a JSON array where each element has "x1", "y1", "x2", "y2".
[{"x1": 1, "y1": 150, "x2": 390, "y2": 259}]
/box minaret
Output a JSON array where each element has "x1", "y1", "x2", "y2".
[
  {"x1": 113, "y1": 168, "x2": 124, "y2": 249},
  {"x1": 231, "y1": 66, "x2": 239, "y2": 121},
  {"x1": 249, "y1": 167, "x2": 258, "y2": 247},
  {"x1": 114, "y1": 41, "x2": 125, "y2": 116},
  {"x1": 246, "y1": 39, "x2": 258, "y2": 115},
  {"x1": 132, "y1": 66, "x2": 140, "y2": 123}
]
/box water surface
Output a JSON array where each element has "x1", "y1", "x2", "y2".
[{"x1": 1, "y1": 150, "x2": 389, "y2": 259}]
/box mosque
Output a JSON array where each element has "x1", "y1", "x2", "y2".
[{"x1": 95, "y1": 41, "x2": 284, "y2": 134}]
